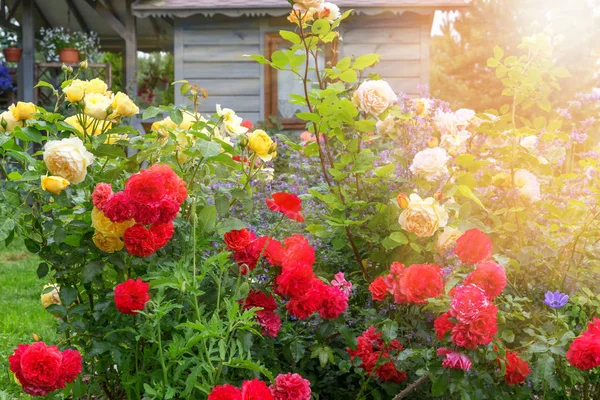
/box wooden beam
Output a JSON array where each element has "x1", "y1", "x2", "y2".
[
  {"x1": 7, "y1": 0, "x2": 20, "y2": 21},
  {"x1": 82, "y1": 0, "x2": 125, "y2": 39},
  {"x1": 149, "y1": 16, "x2": 160, "y2": 40},
  {"x1": 65, "y1": 0, "x2": 89, "y2": 32},
  {"x1": 18, "y1": 0, "x2": 34, "y2": 102},
  {"x1": 123, "y1": 0, "x2": 137, "y2": 98},
  {"x1": 33, "y1": 0, "x2": 51, "y2": 28}
]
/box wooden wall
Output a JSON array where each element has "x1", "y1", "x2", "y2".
[{"x1": 174, "y1": 11, "x2": 433, "y2": 122}]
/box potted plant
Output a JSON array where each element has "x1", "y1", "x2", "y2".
[
  {"x1": 38, "y1": 27, "x2": 100, "y2": 64},
  {"x1": 1, "y1": 31, "x2": 21, "y2": 63}
]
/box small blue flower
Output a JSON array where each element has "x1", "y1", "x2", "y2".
[{"x1": 544, "y1": 290, "x2": 569, "y2": 309}]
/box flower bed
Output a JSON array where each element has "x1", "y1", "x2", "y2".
[{"x1": 1, "y1": 0, "x2": 600, "y2": 399}]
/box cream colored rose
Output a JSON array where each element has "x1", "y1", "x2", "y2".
[
  {"x1": 352, "y1": 80, "x2": 397, "y2": 117},
  {"x1": 41, "y1": 284, "x2": 61, "y2": 309},
  {"x1": 440, "y1": 131, "x2": 471, "y2": 156},
  {"x1": 93, "y1": 231, "x2": 124, "y2": 253},
  {"x1": 85, "y1": 78, "x2": 108, "y2": 94},
  {"x1": 288, "y1": 8, "x2": 314, "y2": 24},
  {"x1": 413, "y1": 98, "x2": 431, "y2": 116},
  {"x1": 435, "y1": 226, "x2": 462, "y2": 255},
  {"x1": 514, "y1": 169, "x2": 541, "y2": 202},
  {"x1": 315, "y1": 2, "x2": 340, "y2": 22},
  {"x1": 519, "y1": 135, "x2": 537, "y2": 152},
  {"x1": 454, "y1": 109, "x2": 476, "y2": 129},
  {"x1": 433, "y1": 111, "x2": 457, "y2": 135},
  {"x1": 376, "y1": 115, "x2": 404, "y2": 138},
  {"x1": 293, "y1": 0, "x2": 323, "y2": 10},
  {"x1": 63, "y1": 80, "x2": 87, "y2": 102},
  {"x1": 43, "y1": 137, "x2": 94, "y2": 184},
  {"x1": 84, "y1": 93, "x2": 112, "y2": 120},
  {"x1": 398, "y1": 194, "x2": 448, "y2": 238},
  {"x1": 112, "y1": 92, "x2": 139, "y2": 117},
  {"x1": 0, "y1": 110, "x2": 19, "y2": 132},
  {"x1": 41, "y1": 176, "x2": 70, "y2": 195},
  {"x1": 10, "y1": 102, "x2": 37, "y2": 121},
  {"x1": 217, "y1": 104, "x2": 248, "y2": 136},
  {"x1": 91, "y1": 207, "x2": 135, "y2": 237},
  {"x1": 409, "y1": 147, "x2": 450, "y2": 181}
]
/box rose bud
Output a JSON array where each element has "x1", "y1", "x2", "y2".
[
  {"x1": 427, "y1": 137, "x2": 440, "y2": 148},
  {"x1": 396, "y1": 193, "x2": 410, "y2": 209}
]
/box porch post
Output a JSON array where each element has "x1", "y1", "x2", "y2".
[
  {"x1": 18, "y1": 0, "x2": 35, "y2": 102},
  {"x1": 123, "y1": 0, "x2": 137, "y2": 98}
]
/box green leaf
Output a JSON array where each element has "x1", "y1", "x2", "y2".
[
  {"x1": 295, "y1": 112, "x2": 320, "y2": 123},
  {"x1": 339, "y1": 69, "x2": 357, "y2": 83},
  {"x1": 217, "y1": 218, "x2": 247, "y2": 235},
  {"x1": 335, "y1": 57, "x2": 352, "y2": 71},
  {"x1": 375, "y1": 164, "x2": 394, "y2": 177},
  {"x1": 381, "y1": 320, "x2": 398, "y2": 340},
  {"x1": 198, "y1": 206, "x2": 217, "y2": 232},
  {"x1": 280, "y1": 30, "x2": 301, "y2": 44},
  {"x1": 537, "y1": 99, "x2": 551, "y2": 112},
  {"x1": 14, "y1": 126, "x2": 43, "y2": 143},
  {"x1": 93, "y1": 144, "x2": 126, "y2": 159},
  {"x1": 142, "y1": 106, "x2": 163, "y2": 120},
  {"x1": 223, "y1": 359, "x2": 273, "y2": 382},
  {"x1": 60, "y1": 286, "x2": 79, "y2": 307},
  {"x1": 34, "y1": 80, "x2": 55, "y2": 90},
  {"x1": 495, "y1": 64, "x2": 507, "y2": 78},
  {"x1": 353, "y1": 53, "x2": 380, "y2": 70},
  {"x1": 312, "y1": 19, "x2": 331, "y2": 35},
  {"x1": 457, "y1": 185, "x2": 486, "y2": 210},
  {"x1": 355, "y1": 119, "x2": 376, "y2": 133},
  {"x1": 431, "y1": 374, "x2": 449, "y2": 396},
  {"x1": 271, "y1": 50, "x2": 288, "y2": 68},
  {"x1": 534, "y1": 117, "x2": 546, "y2": 130},
  {"x1": 83, "y1": 261, "x2": 103, "y2": 283},
  {"x1": 169, "y1": 108, "x2": 183, "y2": 125},
  {"x1": 37, "y1": 263, "x2": 49, "y2": 279},
  {"x1": 501, "y1": 330, "x2": 515, "y2": 343},
  {"x1": 0, "y1": 218, "x2": 15, "y2": 241},
  {"x1": 486, "y1": 58, "x2": 500, "y2": 68},
  {"x1": 197, "y1": 139, "x2": 222, "y2": 158},
  {"x1": 493, "y1": 45, "x2": 504, "y2": 60}
]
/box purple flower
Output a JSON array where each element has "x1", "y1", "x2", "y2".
[{"x1": 544, "y1": 290, "x2": 569, "y2": 309}]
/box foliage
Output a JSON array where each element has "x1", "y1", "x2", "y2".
[
  {"x1": 38, "y1": 27, "x2": 101, "y2": 62},
  {"x1": 137, "y1": 52, "x2": 175, "y2": 107},
  {"x1": 0, "y1": 29, "x2": 19, "y2": 48}
]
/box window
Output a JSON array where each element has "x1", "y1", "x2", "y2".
[{"x1": 264, "y1": 32, "x2": 337, "y2": 129}]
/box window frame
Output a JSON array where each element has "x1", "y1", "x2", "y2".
[{"x1": 264, "y1": 32, "x2": 337, "y2": 130}]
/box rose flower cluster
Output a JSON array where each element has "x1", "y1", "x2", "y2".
[
  {"x1": 566, "y1": 317, "x2": 600, "y2": 370},
  {"x1": 347, "y1": 326, "x2": 407, "y2": 383},
  {"x1": 92, "y1": 164, "x2": 187, "y2": 257},
  {"x1": 369, "y1": 262, "x2": 444, "y2": 304},
  {"x1": 208, "y1": 373, "x2": 311, "y2": 400},
  {"x1": 9, "y1": 342, "x2": 82, "y2": 396}
]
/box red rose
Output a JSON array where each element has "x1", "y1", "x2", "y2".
[
  {"x1": 132, "y1": 201, "x2": 160, "y2": 225},
  {"x1": 92, "y1": 183, "x2": 113, "y2": 211},
  {"x1": 286, "y1": 282, "x2": 325, "y2": 319},
  {"x1": 450, "y1": 305, "x2": 497, "y2": 349},
  {"x1": 241, "y1": 378, "x2": 274, "y2": 400},
  {"x1": 114, "y1": 278, "x2": 151, "y2": 315},
  {"x1": 438, "y1": 348, "x2": 471, "y2": 370},
  {"x1": 399, "y1": 264, "x2": 444, "y2": 304},
  {"x1": 347, "y1": 326, "x2": 406, "y2": 382},
  {"x1": 249, "y1": 236, "x2": 284, "y2": 266},
  {"x1": 125, "y1": 170, "x2": 167, "y2": 205},
  {"x1": 150, "y1": 221, "x2": 175, "y2": 249},
  {"x1": 369, "y1": 276, "x2": 389, "y2": 301},
  {"x1": 463, "y1": 261, "x2": 506, "y2": 299},
  {"x1": 241, "y1": 120, "x2": 254, "y2": 131},
  {"x1": 585, "y1": 317, "x2": 600, "y2": 336},
  {"x1": 376, "y1": 361, "x2": 407, "y2": 383},
  {"x1": 124, "y1": 224, "x2": 156, "y2": 257},
  {"x1": 156, "y1": 197, "x2": 181, "y2": 224},
  {"x1": 276, "y1": 263, "x2": 316, "y2": 298},
  {"x1": 208, "y1": 384, "x2": 242, "y2": 400},
  {"x1": 266, "y1": 192, "x2": 304, "y2": 223},
  {"x1": 256, "y1": 311, "x2": 281, "y2": 337},
  {"x1": 270, "y1": 373, "x2": 311, "y2": 400},
  {"x1": 224, "y1": 228, "x2": 256, "y2": 251},
  {"x1": 567, "y1": 318, "x2": 600, "y2": 370},
  {"x1": 241, "y1": 290, "x2": 278, "y2": 312},
  {"x1": 281, "y1": 234, "x2": 315, "y2": 270},
  {"x1": 103, "y1": 191, "x2": 134, "y2": 223},
  {"x1": 434, "y1": 311, "x2": 455, "y2": 340},
  {"x1": 385, "y1": 263, "x2": 408, "y2": 304},
  {"x1": 450, "y1": 284, "x2": 490, "y2": 324},
  {"x1": 147, "y1": 164, "x2": 188, "y2": 204},
  {"x1": 453, "y1": 229, "x2": 493, "y2": 264},
  {"x1": 502, "y1": 351, "x2": 530, "y2": 385},
  {"x1": 8, "y1": 342, "x2": 82, "y2": 396},
  {"x1": 319, "y1": 285, "x2": 348, "y2": 319}
]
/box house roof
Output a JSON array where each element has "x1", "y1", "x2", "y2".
[{"x1": 133, "y1": 0, "x2": 470, "y2": 18}]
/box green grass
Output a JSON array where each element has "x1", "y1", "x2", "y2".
[{"x1": 0, "y1": 240, "x2": 57, "y2": 399}]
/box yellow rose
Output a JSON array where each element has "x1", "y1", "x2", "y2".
[
  {"x1": 0, "y1": 110, "x2": 19, "y2": 132},
  {"x1": 398, "y1": 193, "x2": 448, "y2": 238},
  {"x1": 63, "y1": 80, "x2": 86, "y2": 102},
  {"x1": 65, "y1": 114, "x2": 112, "y2": 136},
  {"x1": 104, "y1": 134, "x2": 129, "y2": 145},
  {"x1": 43, "y1": 137, "x2": 94, "y2": 184},
  {"x1": 152, "y1": 117, "x2": 178, "y2": 136},
  {"x1": 84, "y1": 93, "x2": 112, "y2": 120},
  {"x1": 248, "y1": 129, "x2": 276, "y2": 161},
  {"x1": 112, "y1": 92, "x2": 139, "y2": 117},
  {"x1": 41, "y1": 176, "x2": 70, "y2": 195},
  {"x1": 216, "y1": 104, "x2": 247, "y2": 136},
  {"x1": 93, "y1": 231, "x2": 124, "y2": 253},
  {"x1": 85, "y1": 78, "x2": 108, "y2": 94},
  {"x1": 91, "y1": 207, "x2": 134, "y2": 237},
  {"x1": 41, "y1": 284, "x2": 61, "y2": 309},
  {"x1": 435, "y1": 226, "x2": 462, "y2": 255},
  {"x1": 396, "y1": 193, "x2": 409, "y2": 209},
  {"x1": 287, "y1": 8, "x2": 314, "y2": 25},
  {"x1": 9, "y1": 102, "x2": 37, "y2": 121},
  {"x1": 179, "y1": 111, "x2": 198, "y2": 130}
]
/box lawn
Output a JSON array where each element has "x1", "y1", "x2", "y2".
[{"x1": 0, "y1": 240, "x2": 57, "y2": 399}]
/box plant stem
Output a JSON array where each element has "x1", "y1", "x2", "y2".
[
  {"x1": 157, "y1": 318, "x2": 168, "y2": 399},
  {"x1": 392, "y1": 374, "x2": 430, "y2": 400}
]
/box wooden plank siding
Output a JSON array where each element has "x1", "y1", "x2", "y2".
[{"x1": 174, "y1": 11, "x2": 433, "y2": 122}]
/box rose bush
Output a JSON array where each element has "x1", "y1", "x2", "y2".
[{"x1": 1, "y1": 0, "x2": 600, "y2": 399}]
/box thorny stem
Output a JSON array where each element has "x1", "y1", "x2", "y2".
[{"x1": 392, "y1": 374, "x2": 430, "y2": 400}]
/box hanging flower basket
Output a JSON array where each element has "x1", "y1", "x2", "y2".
[
  {"x1": 3, "y1": 47, "x2": 22, "y2": 63},
  {"x1": 59, "y1": 48, "x2": 80, "y2": 64}
]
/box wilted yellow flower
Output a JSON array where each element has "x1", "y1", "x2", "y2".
[
  {"x1": 91, "y1": 207, "x2": 134, "y2": 237},
  {"x1": 85, "y1": 78, "x2": 108, "y2": 94},
  {"x1": 0, "y1": 110, "x2": 19, "y2": 132},
  {"x1": 10, "y1": 102, "x2": 37, "y2": 121},
  {"x1": 43, "y1": 137, "x2": 94, "y2": 184},
  {"x1": 41, "y1": 176, "x2": 70, "y2": 195},
  {"x1": 63, "y1": 79, "x2": 87, "y2": 102},
  {"x1": 112, "y1": 92, "x2": 139, "y2": 117},
  {"x1": 84, "y1": 93, "x2": 112, "y2": 120},
  {"x1": 248, "y1": 129, "x2": 276, "y2": 161},
  {"x1": 41, "y1": 284, "x2": 61, "y2": 309},
  {"x1": 93, "y1": 231, "x2": 124, "y2": 253}
]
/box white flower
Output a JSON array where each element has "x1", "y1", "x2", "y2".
[
  {"x1": 435, "y1": 226, "x2": 462, "y2": 255},
  {"x1": 514, "y1": 169, "x2": 541, "y2": 202},
  {"x1": 315, "y1": 2, "x2": 340, "y2": 22},
  {"x1": 434, "y1": 111, "x2": 457, "y2": 135},
  {"x1": 519, "y1": 135, "x2": 537, "y2": 152},
  {"x1": 43, "y1": 137, "x2": 94, "y2": 184},
  {"x1": 398, "y1": 194, "x2": 449, "y2": 237},
  {"x1": 216, "y1": 104, "x2": 248, "y2": 136},
  {"x1": 293, "y1": 0, "x2": 324, "y2": 10},
  {"x1": 440, "y1": 131, "x2": 471, "y2": 156},
  {"x1": 0, "y1": 110, "x2": 19, "y2": 132},
  {"x1": 454, "y1": 109, "x2": 476, "y2": 129},
  {"x1": 352, "y1": 80, "x2": 397, "y2": 117},
  {"x1": 410, "y1": 147, "x2": 450, "y2": 181},
  {"x1": 376, "y1": 115, "x2": 402, "y2": 137},
  {"x1": 84, "y1": 93, "x2": 112, "y2": 120}
]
